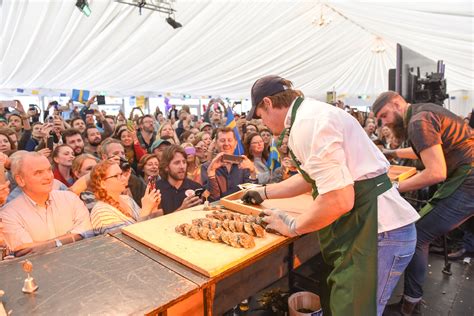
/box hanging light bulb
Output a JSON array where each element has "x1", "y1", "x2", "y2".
[
  {"x1": 371, "y1": 37, "x2": 386, "y2": 53},
  {"x1": 313, "y1": 4, "x2": 332, "y2": 27}
]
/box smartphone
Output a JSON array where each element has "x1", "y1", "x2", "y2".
[
  {"x1": 47, "y1": 136, "x2": 54, "y2": 151},
  {"x1": 97, "y1": 95, "x2": 106, "y2": 105},
  {"x1": 0, "y1": 101, "x2": 16, "y2": 108},
  {"x1": 47, "y1": 116, "x2": 54, "y2": 123},
  {"x1": 147, "y1": 176, "x2": 156, "y2": 190},
  {"x1": 221, "y1": 154, "x2": 244, "y2": 164},
  {"x1": 85, "y1": 109, "x2": 95, "y2": 115}
]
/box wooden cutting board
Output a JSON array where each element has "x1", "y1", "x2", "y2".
[
  {"x1": 388, "y1": 165, "x2": 417, "y2": 182},
  {"x1": 221, "y1": 191, "x2": 314, "y2": 217},
  {"x1": 121, "y1": 209, "x2": 287, "y2": 278}
]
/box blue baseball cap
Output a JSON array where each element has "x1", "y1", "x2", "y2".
[{"x1": 247, "y1": 75, "x2": 287, "y2": 120}]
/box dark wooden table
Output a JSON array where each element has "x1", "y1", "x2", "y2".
[
  {"x1": 0, "y1": 235, "x2": 199, "y2": 315},
  {"x1": 115, "y1": 231, "x2": 320, "y2": 315},
  {"x1": 0, "y1": 232, "x2": 320, "y2": 315}
]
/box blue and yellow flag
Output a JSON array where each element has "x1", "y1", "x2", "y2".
[
  {"x1": 225, "y1": 107, "x2": 244, "y2": 155},
  {"x1": 72, "y1": 89, "x2": 90, "y2": 103},
  {"x1": 266, "y1": 138, "x2": 281, "y2": 171}
]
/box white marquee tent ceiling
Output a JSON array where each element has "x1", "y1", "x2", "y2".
[{"x1": 0, "y1": 0, "x2": 473, "y2": 99}]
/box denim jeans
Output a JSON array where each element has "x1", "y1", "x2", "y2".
[
  {"x1": 404, "y1": 170, "x2": 474, "y2": 299},
  {"x1": 377, "y1": 223, "x2": 417, "y2": 316}
]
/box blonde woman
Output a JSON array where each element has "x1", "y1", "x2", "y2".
[
  {"x1": 181, "y1": 142, "x2": 202, "y2": 184},
  {"x1": 158, "y1": 122, "x2": 180, "y2": 144}
]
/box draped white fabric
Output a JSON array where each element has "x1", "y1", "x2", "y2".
[{"x1": 0, "y1": 0, "x2": 472, "y2": 99}]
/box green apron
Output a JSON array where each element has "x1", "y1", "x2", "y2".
[
  {"x1": 287, "y1": 97, "x2": 391, "y2": 316},
  {"x1": 404, "y1": 105, "x2": 473, "y2": 218}
]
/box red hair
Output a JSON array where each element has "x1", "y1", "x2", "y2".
[{"x1": 90, "y1": 160, "x2": 131, "y2": 217}]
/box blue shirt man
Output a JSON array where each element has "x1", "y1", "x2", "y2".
[{"x1": 201, "y1": 127, "x2": 257, "y2": 201}]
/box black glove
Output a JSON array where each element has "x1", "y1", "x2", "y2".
[
  {"x1": 241, "y1": 186, "x2": 266, "y2": 205},
  {"x1": 382, "y1": 149, "x2": 397, "y2": 160}
]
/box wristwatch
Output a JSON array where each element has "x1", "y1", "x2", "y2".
[
  {"x1": 54, "y1": 239, "x2": 63, "y2": 247},
  {"x1": 393, "y1": 181, "x2": 400, "y2": 191}
]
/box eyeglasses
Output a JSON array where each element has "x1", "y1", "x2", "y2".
[{"x1": 105, "y1": 172, "x2": 125, "y2": 180}]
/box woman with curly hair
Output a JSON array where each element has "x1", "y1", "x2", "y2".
[
  {"x1": 90, "y1": 160, "x2": 161, "y2": 235},
  {"x1": 137, "y1": 154, "x2": 160, "y2": 184}
]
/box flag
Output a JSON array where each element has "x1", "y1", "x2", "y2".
[
  {"x1": 225, "y1": 106, "x2": 244, "y2": 155},
  {"x1": 136, "y1": 96, "x2": 145, "y2": 108},
  {"x1": 31, "y1": 90, "x2": 39, "y2": 95},
  {"x1": 72, "y1": 89, "x2": 90, "y2": 103},
  {"x1": 16, "y1": 88, "x2": 24, "y2": 93},
  {"x1": 266, "y1": 138, "x2": 281, "y2": 171}
]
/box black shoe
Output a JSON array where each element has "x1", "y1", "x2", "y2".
[
  {"x1": 448, "y1": 247, "x2": 466, "y2": 260},
  {"x1": 383, "y1": 298, "x2": 422, "y2": 316}
]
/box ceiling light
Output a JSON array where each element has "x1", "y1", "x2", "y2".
[
  {"x1": 371, "y1": 37, "x2": 386, "y2": 53},
  {"x1": 166, "y1": 16, "x2": 182, "y2": 29},
  {"x1": 76, "y1": 0, "x2": 91, "y2": 17},
  {"x1": 313, "y1": 5, "x2": 332, "y2": 27},
  {"x1": 115, "y1": 0, "x2": 175, "y2": 15}
]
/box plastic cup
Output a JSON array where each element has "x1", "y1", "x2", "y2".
[{"x1": 288, "y1": 291, "x2": 323, "y2": 316}]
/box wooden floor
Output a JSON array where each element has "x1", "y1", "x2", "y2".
[{"x1": 228, "y1": 252, "x2": 474, "y2": 315}]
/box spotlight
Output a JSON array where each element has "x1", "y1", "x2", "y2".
[
  {"x1": 76, "y1": 0, "x2": 91, "y2": 17},
  {"x1": 166, "y1": 16, "x2": 182, "y2": 29}
]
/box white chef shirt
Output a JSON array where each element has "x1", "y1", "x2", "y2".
[{"x1": 285, "y1": 98, "x2": 419, "y2": 233}]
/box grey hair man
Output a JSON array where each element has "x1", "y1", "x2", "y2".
[{"x1": 0, "y1": 152, "x2": 93, "y2": 256}]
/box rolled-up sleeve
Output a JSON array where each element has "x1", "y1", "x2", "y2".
[{"x1": 298, "y1": 113, "x2": 354, "y2": 195}]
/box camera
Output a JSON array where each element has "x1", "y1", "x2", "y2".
[
  {"x1": 194, "y1": 188, "x2": 205, "y2": 198},
  {"x1": 119, "y1": 157, "x2": 131, "y2": 172}
]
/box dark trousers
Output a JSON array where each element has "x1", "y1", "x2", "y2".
[{"x1": 404, "y1": 171, "x2": 474, "y2": 298}]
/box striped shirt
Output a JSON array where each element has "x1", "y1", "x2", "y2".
[{"x1": 90, "y1": 195, "x2": 141, "y2": 235}]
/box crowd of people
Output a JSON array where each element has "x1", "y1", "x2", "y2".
[
  {"x1": 0, "y1": 95, "x2": 302, "y2": 256},
  {"x1": 0, "y1": 81, "x2": 472, "y2": 316}
]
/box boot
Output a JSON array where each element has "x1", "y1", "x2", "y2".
[{"x1": 383, "y1": 297, "x2": 422, "y2": 315}]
